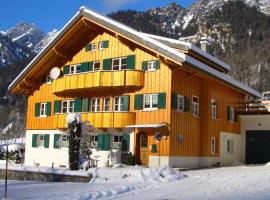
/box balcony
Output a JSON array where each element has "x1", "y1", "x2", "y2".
[
  {"x1": 237, "y1": 100, "x2": 270, "y2": 115},
  {"x1": 52, "y1": 70, "x2": 144, "y2": 97},
  {"x1": 53, "y1": 112, "x2": 136, "y2": 129}
]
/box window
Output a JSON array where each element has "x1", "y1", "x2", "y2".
[
  {"x1": 38, "y1": 135, "x2": 45, "y2": 147},
  {"x1": 192, "y1": 96, "x2": 200, "y2": 116},
  {"x1": 147, "y1": 61, "x2": 157, "y2": 71},
  {"x1": 61, "y1": 134, "x2": 69, "y2": 148},
  {"x1": 143, "y1": 94, "x2": 158, "y2": 110},
  {"x1": 114, "y1": 96, "x2": 124, "y2": 112},
  {"x1": 177, "y1": 95, "x2": 185, "y2": 112},
  {"x1": 211, "y1": 137, "x2": 216, "y2": 154},
  {"x1": 69, "y1": 64, "x2": 81, "y2": 74},
  {"x1": 93, "y1": 61, "x2": 100, "y2": 71},
  {"x1": 91, "y1": 135, "x2": 98, "y2": 148},
  {"x1": 40, "y1": 103, "x2": 47, "y2": 117},
  {"x1": 211, "y1": 99, "x2": 217, "y2": 119},
  {"x1": 112, "y1": 57, "x2": 127, "y2": 70},
  {"x1": 99, "y1": 41, "x2": 105, "y2": 50},
  {"x1": 91, "y1": 43, "x2": 96, "y2": 52},
  {"x1": 113, "y1": 136, "x2": 122, "y2": 149},
  {"x1": 61, "y1": 100, "x2": 75, "y2": 113},
  {"x1": 228, "y1": 107, "x2": 235, "y2": 122},
  {"x1": 103, "y1": 97, "x2": 110, "y2": 112},
  {"x1": 45, "y1": 75, "x2": 52, "y2": 84},
  {"x1": 90, "y1": 98, "x2": 100, "y2": 112},
  {"x1": 227, "y1": 139, "x2": 233, "y2": 153}
]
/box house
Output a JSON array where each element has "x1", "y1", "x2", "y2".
[{"x1": 8, "y1": 7, "x2": 261, "y2": 168}]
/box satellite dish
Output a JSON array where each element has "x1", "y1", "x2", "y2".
[{"x1": 49, "y1": 67, "x2": 61, "y2": 80}]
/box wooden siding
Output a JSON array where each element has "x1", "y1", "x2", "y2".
[{"x1": 170, "y1": 68, "x2": 245, "y2": 157}]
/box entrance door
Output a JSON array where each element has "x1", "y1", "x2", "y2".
[
  {"x1": 137, "y1": 132, "x2": 149, "y2": 165},
  {"x1": 246, "y1": 130, "x2": 270, "y2": 164}
]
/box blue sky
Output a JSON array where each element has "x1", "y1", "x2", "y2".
[{"x1": 0, "y1": 0, "x2": 195, "y2": 33}]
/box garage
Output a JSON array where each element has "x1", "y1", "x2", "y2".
[{"x1": 246, "y1": 130, "x2": 270, "y2": 164}]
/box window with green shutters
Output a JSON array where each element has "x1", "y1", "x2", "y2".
[
  {"x1": 97, "y1": 133, "x2": 111, "y2": 150},
  {"x1": 126, "y1": 55, "x2": 136, "y2": 69},
  {"x1": 134, "y1": 94, "x2": 143, "y2": 110},
  {"x1": 35, "y1": 102, "x2": 51, "y2": 117},
  {"x1": 171, "y1": 93, "x2": 178, "y2": 109},
  {"x1": 35, "y1": 103, "x2": 40, "y2": 117},
  {"x1": 46, "y1": 102, "x2": 51, "y2": 116},
  {"x1": 54, "y1": 134, "x2": 60, "y2": 149},
  {"x1": 80, "y1": 62, "x2": 90, "y2": 72},
  {"x1": 32, "y1": 134, "x2": 38, "y2": 147},
  {"x1": 44, "y1": 134, "x2": 50, "y2": 148},
  {"x1": 74, "y1": 98, "x2": 83, "y2": 112},
  {"x1": 158, "y1": 93, "x2": 166, "y2": 109},
  {"x1": 103, "y1": 58, "x2": 111, "y2": 70},
  {"x1": 99, "y1": 40, "x2": 109, "y2": 50},
  {"x1": 63, "y1": 65, "x2": 70, "y2": 75},
  {"x1": 54, "y1": 101, "x2": 61, "y2": 114},
  {"x1": 85, "y1": 43, "x2": 96, "y2": 52},
  {"x1": 142, "y1": 60, "x2": 160, "y2": 71},
  {"x1": 185, "y1": 96, "x2": 190, "y2": 112},
  {"x1": 83, "y1": 98, "x2": 89, "y2": 112},
  {"x1": 32, "y1": 134, "x2": 49, "y2": 148},
  {"x1": 122, "y1": 133, "x2": 130, "y2": 152},
  {"x1": 122, "y1": 96, "x2": 130, "y2": 111}
]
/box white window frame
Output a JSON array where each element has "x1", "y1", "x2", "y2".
[
  {"x1": 177, "y1": 95, "x2": 185, "y2": 112},
  {"x1": 112, "y1": 57, "x2": 127, "y2": 71},
  {"x1": 192, "y1": 96, "x2": 200, "y2": 116},
  {"x1": 211, "y1": 137, "x2": 216, "y2": 154},
  {"x1": 91, "y1": 135, "x2": 98, "y2": 148},
  {"x1": 229, "y1": 107, "x2": 235, "y2": 122},
  {"x1": 90, "y1": 98, "x2": 101, "y2": 112},
  {"x1": 40, "y1": 103, "x2": 47, "y2": 117},
  {"x1": 103, "y1": 97, "x2": 110, "y2": 112},
  {"x1": 69, "y1": 64, "x2": 81, "y2": 74},
  {"x1": 226, "y1": 139, "x2": 233, "y2": 153},
  {"x1": 37, "y1": 134, "x2": 45, "y2": 147},
  {"x1": 61, "y1": 100, "x2": 75, "y2": 113},
  {"x1": 211, "y1": 99, "x2": 217, "y2": 119},
  {"x1": 91, "y1": 43, "x2": 96, "y2": 52},
  {"x1": 114, "y1": 96, "x2": 124, "y2": 112},
  {"x1": 143, "y1": 94, "x2": 158, "y2": 111},
  {"x1": 93, "y1": 61, "x2": 100, "y2": 71},
  {"x1": 113, "y1": 135, "x2": 122, "y2": 149},
  {"x1": 61, "y1": 134, "x2": 69, "y2": 148},
  {"x1": 99, "y1": 41, "x2": 105, "y2": 50},
  {"x1": 147, "y1": 61, "x2": 156, "y2": 71}
]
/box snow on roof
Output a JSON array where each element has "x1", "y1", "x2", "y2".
[
  {"x1": 141, "y1": 32, "x2": 231, "y2": 72},
  {"x1": 8, "y1": 6, "x2": 260, "y2": 98}
]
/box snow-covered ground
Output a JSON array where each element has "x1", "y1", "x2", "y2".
[{"x1": 1, "y1": 164, "x2": 270, "y2": 200}]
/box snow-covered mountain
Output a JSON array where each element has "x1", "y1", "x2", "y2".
[{"x1": 0, "y1": 22, "x2": 58, "y2": 67}]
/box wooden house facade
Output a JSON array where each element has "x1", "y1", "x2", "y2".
[{"x1": 8, "y1": 7, "x2": 260, "y2": 168}]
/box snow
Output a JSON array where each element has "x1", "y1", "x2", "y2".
[
  {"x1": 1, "y1": 165, "x2": 270, "y2": 199},
  {"x1": 11, "y1": 29, "x2": 32, "y2": 42},
  {"x1": 67, "y1": 113, "x2": 82, "y2": 123},
  {"x1": 0, "y1": 31, "x2": 7, "y2": 36},
  {"x1": 182, "y1": 13, "x2": 193, "y2": 29}
]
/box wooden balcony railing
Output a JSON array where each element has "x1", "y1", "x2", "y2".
[
  {"x1": 236, "y1": 100, "x2": 270, "y2": 114},
  {"x1": 51, "y1": 70, "x2": 144, "y2": 97}
]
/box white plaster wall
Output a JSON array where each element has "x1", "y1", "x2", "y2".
[
  {"x1": 240, "y1": 115, "x2": 270, "y2": 162},
  {"x1": 149, "y1": 156, "x2": 169, "y2": 167},
  {"x1": 25, "y1": 130, "x2": 69, "y2": 168},
  {"x1": 219, "y1": 132, "x2": 242, "y2": 165}
]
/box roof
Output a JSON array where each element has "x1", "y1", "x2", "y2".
[
  {"x1": 8, "y1": 6, "x2": 261, "y2": 98},
  {"x1": 126, "y1": 124, "x2": 167, "y2": 128},
  {"x1": 141, "y1": 33, "x2": 231, "y2": 72}
]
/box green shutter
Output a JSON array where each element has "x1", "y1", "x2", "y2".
[
  {"x1": 155, "y1": 60, "x2": 160, "y2": 70},
  {"x1": 46, "y1": 102, "x2": 51, "y2": 116},
  {"x1": 89, "y1": 62, "x2": 93, "y2": 71},
  {"x1": 32, "y1": 134, "x2": 38, "y2": 147},
  {"x1": 85, "y1": 44, "x2": 92, "y2": 52},
  {"x1": 83, "y1": 98, "x2": 89, "y2": 112},
  {"x1": 122, "y1": 96, "x2": 130, "y2": 111},
  {"x1": 185, "y1": 96, "x2": 190, "y2": 112},
  {"x1": 227, "y1": 107, "x2": 231, "y2": 121},
  {"x1": 142, "y1": 61, "x2": 147, "y2": 71},
  {"x1": 122, "y1": 133, "x2": 130, "y2": 152},
  {"x1": 158, "y1": 93, "x2": 166, "y2": 109},
  {"x1": 103, "y1": 40, "x2": 109, "y2": 48},
  {"x1": 54, "y1": 101, "x2": 61, "y2": 113},
  {"x1": 103, "y1": 58, "x2": 111, "y2": 70},
  {"x1": 151, "y1": 144, "x2": 157, "y2": 153},
  {"x1": 63, "y1": 65, "x2": 70, "y2": 75},
  {"x1": 35, "y1": 103, "x2": 40, "y2": 117},
  {"x1": 103, "y1": 133, "x2": 110, "y2": 150},
  {"x1": 127, "y1": 55, "x2": 136, "y2": 69},
  {"x1": 98, "y1": 134, "x2": 104, "y2": 149},
  {"x1": 134, "y1": 94, "x2": 143, "y2": 110},
  {"x1": 44, "y1": 134, "x2": 50, "y2": 148},
  {"x1": 172, "y1": 93, "x2": 178, "y2": 109},
  {"x1": 74, "y1": 98, "x2": 83, "y2": 112},
  {"x1": 80, "y1": 62, "x2": 90, "y2": 72},
  {"x1": 54, "y1": 134, "x2": 60, "y2": 149}
]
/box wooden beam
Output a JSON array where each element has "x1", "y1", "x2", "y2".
[
  {"x1": 53, "y1": 47, "x2": 71, "y2": 60},
  {"x1": 23, "y1": 79, "x2": 39, "y2": 90}
]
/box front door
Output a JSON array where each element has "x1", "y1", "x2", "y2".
[{"x1": 139, "y1": 132, "x2": 149, "y2": 166}]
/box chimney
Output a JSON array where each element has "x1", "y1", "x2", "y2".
[{"x1": 200, "y1": 36, "x2": 211, "y2": 52}]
